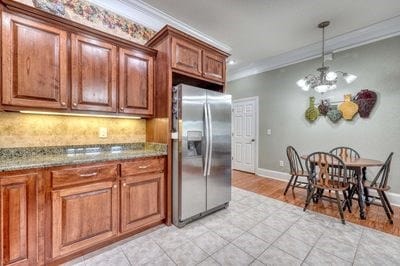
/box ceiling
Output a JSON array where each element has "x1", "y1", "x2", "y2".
[{"x1": 140, "y1": 0, "x2": 400, "y2": 78}]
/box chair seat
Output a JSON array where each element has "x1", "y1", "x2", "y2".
[
  {"x1": 363, "y1": 180, "x2": 390, "y2": 191},
  {"x1": 314, "y1": 179, "x2": 349, "y2": 191}
]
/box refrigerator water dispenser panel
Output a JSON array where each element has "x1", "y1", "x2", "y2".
[{"x1": 186, "y1": 131, "x2": 202, "y2": 156}]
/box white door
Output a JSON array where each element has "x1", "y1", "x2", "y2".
[{"x1": 232, "y1": 97, "x2": 257, "y2": 173}]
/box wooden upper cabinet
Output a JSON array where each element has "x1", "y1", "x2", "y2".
[
  {"x1": 51, "y1": 181, "x2": 118, "y2": 257},
  {"x1": 71, "y1": 34, "x2": 117, "y2": 112},
  {"x1": 1, "y1": 173, "x2": 38, "y2": 266},
  {"x1": 1, "y1": 12, "x2": 68, "y2": 109},
  {"x1": 119, "y1": 48, "x2": 154, "y2": 116},
  {"x1": 202, "y1": 50, "x2": 225, "y2": 83},
  {"x1": 171, "y1": 37, "x2": 202, "y2": 76},
  {"x1": 120, "y1": 172, "x2": 165, "y2": 233}
]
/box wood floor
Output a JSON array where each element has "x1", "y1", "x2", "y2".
[{"x1": 233, "y1": 170, "x2": 400, "y2": 237}]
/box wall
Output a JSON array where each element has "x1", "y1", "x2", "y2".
[
  {"x1": 14, "y1": 0, "x2": 156, "y2": 44},
  {"x1": 228, "y1": 36, "x2": 400, "y2": 193},
  {"x1": 0, "y1": 112, "x2": 146, "y2": 148}
]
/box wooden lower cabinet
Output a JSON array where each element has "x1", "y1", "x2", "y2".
[
  {"x1": 51, "y1": 181, "x2": 119, "y2": 258},
  {"x1": 120, "y1": 172, "x2": 165, "y2": 233},
  {"x1": 0, "y1": 173, "x2": 38, "y2": 266}
]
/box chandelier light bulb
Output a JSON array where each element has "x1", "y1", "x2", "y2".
[
  {"x1": 326, "y1": 71, "x2": 337, "y2": 81},
  {"x1": 343, "y1": 73, "x2": 357, "y2": 84},
  {"x1": 296, "y1": 79, "x2": 306, "y2": 88}
]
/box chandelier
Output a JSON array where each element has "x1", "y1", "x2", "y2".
[{"x1": 296, "y1": 21, "x2": 357, "y2": 93}]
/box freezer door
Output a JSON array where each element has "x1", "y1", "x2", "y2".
[
  {"x1": 179, "y1": 85, "x2": 208, "y2": 220},
  {"x1": 206, "y1": 91, "x2": 232, "y2": 210}
]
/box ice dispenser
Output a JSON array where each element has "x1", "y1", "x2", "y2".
[{"x1": 186, "y1": 131, "x2": 202, "y2": 156}]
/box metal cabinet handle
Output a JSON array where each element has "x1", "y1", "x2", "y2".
[
  {"x1": 61, "y1": 101, "x2": 66, "y2": 106},
  {"x1": 120, "y1": 107, "x2": 124, "y2": 111},
  {"x1": 79, "y1": 172, "x2": 97, "y2": 177},
  {"x1": 123, "y1": 183, "x2": 127, "y2": 187},
  {"x1": 72, "y1": 103, "x2": 77, "y2": 107},
  {"x1": 138, "y1": 165, "x2": 150, "y2": 169},
  {"x1": 113, "y1": 184, "x2": 117, "y2": 188}
]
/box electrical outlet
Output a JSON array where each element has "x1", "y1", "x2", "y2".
[
  {"x1": 99, "y1": 127, "x2": 108, "y2": 138},
  {"x1": 267, "y1": 129, "x2": 272, "y2": 135},
  {"x1": 279, "y1": 160, "x2": 284, "y2": 167}
]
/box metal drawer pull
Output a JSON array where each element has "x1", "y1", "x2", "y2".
[
  {"x1": 138, "y1": 165, "x2": 151, "y2": 169},
  {"x1": 79, "y1": 172, "x2": 97, "y2": 177}
]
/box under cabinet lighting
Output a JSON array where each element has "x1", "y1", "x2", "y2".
[{"x1": 19, "y1": 110, "x2": 141, "y2": 119}]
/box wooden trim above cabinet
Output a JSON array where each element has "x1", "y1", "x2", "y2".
[{"x1": 147, "y1": 25, "x2": 229, "y2": 58}]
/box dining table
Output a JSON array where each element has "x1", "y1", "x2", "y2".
[{"x1": 301, "y1": 154, "x2": 384, "y2": 219}]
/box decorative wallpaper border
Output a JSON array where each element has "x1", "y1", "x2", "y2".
[{"x1": 16, "y1": 0, "x2": 156, "y2": 44}]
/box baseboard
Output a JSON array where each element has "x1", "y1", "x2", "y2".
[
  {"x1": 255, "y1": 168, "x2": 291, "y2": 181},
  {"x1": 255, "y1": 168, "x2": 400, "y2": 207}
]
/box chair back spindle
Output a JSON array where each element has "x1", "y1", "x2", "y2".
[{"x1": 305, "y1": 152, "x2": 349, "y2": 190}]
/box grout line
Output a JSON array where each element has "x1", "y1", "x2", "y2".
[{"x1": 352, "y1": 228, "x2": 365, "y2": 265}]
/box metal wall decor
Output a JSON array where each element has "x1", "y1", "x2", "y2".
[
  {"x1": 327, "y1": 106, "x2": 342, "y2": 123},
  {"x1": 318, "y1": 99, "x2": 330, "y2": 116},
  {"x1": 354, "y1": 89, "x2": 377, "y2": 118},
  {"x1": 305, "y1": 97, "x2": 320, "y2": 122},
  {"x1": 338, "y1": 94, "x2": 359, "y2": 120},
  {"x1": 304, "y1": 89, "x2": 377, "y2": 123}
]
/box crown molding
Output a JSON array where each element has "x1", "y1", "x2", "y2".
[
  {"x1": 228, "y1": 15, "x2": 400, "y2": 82},
  {"x1": 88, "y1": 0, "x2": 232, "y2": 53}
]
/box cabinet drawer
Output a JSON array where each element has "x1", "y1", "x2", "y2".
[
  {"x1": 121, "y1": 157, "x2": 165, "y2": 176},
  {"x1": 51, "y1": 164, "x2": 118, "y2": 188}
]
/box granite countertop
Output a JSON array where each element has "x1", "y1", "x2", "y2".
[{"x1": 0, "y1": 143, "x2": 167, "y2": 172}]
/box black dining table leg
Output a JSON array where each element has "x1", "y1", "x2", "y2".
[
  {"x1": 362, "y1": 167, "x2": 370, "y2": 206},
  {"x1": 356, "y1": 167, "x2": 367, "y2": 219}
]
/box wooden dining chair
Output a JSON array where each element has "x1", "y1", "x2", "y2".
[
  {"x1": 330, "y1": 146, "x2": 361, "y2": 209},
  {"x1": 284, "y1": 146, "x2": 309, "y2": 195},
  {"x1": 353, "y1": 153, "x2": 394, "y2": 224},
  {"x1": 329, "y1": 146, "x2": 360, "y2": 161},
  {"x1": 304, "y1": 152, "x2": 350, "y2": 224}
]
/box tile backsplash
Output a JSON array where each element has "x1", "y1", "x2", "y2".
[{"x1": 0, "y1": 112, "x2": 146, "y2": 148}]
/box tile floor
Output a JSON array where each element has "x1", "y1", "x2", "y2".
[{"x1": 66, "y1": 187, "x2": 400, "y2": 266}]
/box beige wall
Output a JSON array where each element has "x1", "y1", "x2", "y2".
[
  {"x1": 0, "y1": 112, "x2": 146, "y2": 148},
  {"x1": 228, "y1": 36, "x2": 400, "y2": 193}
]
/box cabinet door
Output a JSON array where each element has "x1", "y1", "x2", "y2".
[
  {"x1": 120, "y1": 173, "x2": 165, "y2": 233},
  {"x1": 171, "y1": 37, "x2": 202, "y2": 76},
  {"x1": 119, "y1": 48, "x2": 154, "y2": 116},
  {"x1": 202, "y1": 51, "x2": 225, "y2": 83},
  {"x1": 71, "y1": 34, "x2": 117, "y2": 112},
  {"x1": 1, "y1": 12, "x2": 68, "y2": 109},
  {"x1": 1, "y1": 173, "x2": 38, "y2": 266},
  {"x1": 51, "y1": 181, "x2": 118, "y2": 258}
]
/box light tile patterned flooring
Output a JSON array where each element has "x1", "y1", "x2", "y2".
[{"x1": 66, "y1": 187, "x2": 400, "y2": 266}]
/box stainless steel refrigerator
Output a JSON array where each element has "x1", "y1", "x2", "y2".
[{"x1": 172, "y1": 84, "x2": 232, "y2": 227}]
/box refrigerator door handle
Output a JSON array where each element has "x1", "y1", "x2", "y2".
[
  {"x1": 207, "y1": 103, "x2": 213, "y2": 175},
  {"x1": 203, "y1": 103, "x2": 209, "y2": 177}
]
